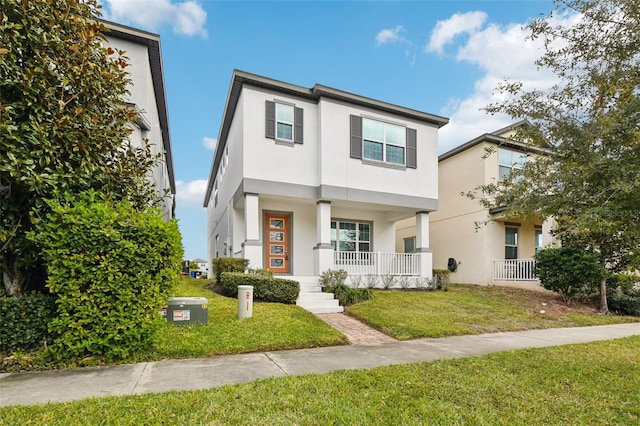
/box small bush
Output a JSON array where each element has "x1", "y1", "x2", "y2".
[
  {"x1": 0, "y1": 294, "x2": 57, "y2": 352},
  {"x1": 381, "y1": 274, "x2": 397, "y2": 289},
  {"x1": 349, "y1": 275, "x2": 363, "y2": 288},
  {"x1": 212, "y1": 258, "x2": 249, "y2": 283},
  {"x1": 32, "y1": 192, "x2": 183, "y2": 361},
  {"x1": 326, "y1": 283, "x2": 373, "y2": 306},
  {"x1": 220, "y1": 272, "x2": 300, "y2": 304},
  {"x1": 607, "y1": 274, "x2": 640, "y2": 316},
  {"x1": 433, "y1": 269, "x2": 450, "y2": 291},
  {"x1": 535, "y1": 247, "x2": 603, "y2": 304},
  {"x1": 365, "y1": 274, "x2": 378, "y2": 289},
  {"x1": 319, "y1": 269, "x2": 348, "y2": 290}
]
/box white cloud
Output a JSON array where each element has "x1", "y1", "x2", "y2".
[
  {"x1": 433, "y1": 14, "x2": 578, "y2": 153},
  {"x1": 426, "y1": 11, "x2": 487, "y2": 55},
  {"x1": 103, "y1": 0, "x2": 207, "y2": 37},
  {"x1": 202, "y1": 136, "x2": 217, "y2": 151},
  {"x1": 375, "y1": 25, "x2": 409, "y2": 46},
  {"x1": 175, "y1": 179, "x2": 207, "y2": 208}
]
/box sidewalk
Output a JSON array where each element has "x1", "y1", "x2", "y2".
[{"x1": 1, "y1": 322, "x2": 639, "y2": 407}]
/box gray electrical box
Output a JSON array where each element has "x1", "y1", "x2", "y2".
[{"x1": 162, "y1": 297, "x2": 208, "y2": 325}]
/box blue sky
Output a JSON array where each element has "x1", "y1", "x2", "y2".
[{"x1": 100, "y1": 0, "x2": 561, "y2": 260}]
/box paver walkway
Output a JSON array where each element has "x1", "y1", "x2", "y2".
[{"x1": 317, "y1": 313, "x2": 395, "y2": 344}]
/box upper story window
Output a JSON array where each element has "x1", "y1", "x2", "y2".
[
  {"x1": 362, "y1": 118, "x2": 406, "y2": 165},
  {"x1": 276, "y1": 103, "x2": 293, "y2": 140},
  {"x1": 498, "y1": 148, "x2": 526, "y2": 180},
  {"x1": 266, "y1": 100, "x2": 303, "y2": 144}
]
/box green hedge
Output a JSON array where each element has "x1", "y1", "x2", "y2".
[
  {"x1": 0, "y1": 294, "x2": 57, "y2": 352},
  {"x1": 535, "y1": 247, "x2": 602, "y2": 303},
  {"x1": 325, "y1": 283, "x2": 373, "y2": 306},
  {"x1": 607, "y1": 274, "x2": 640, "y2": 316},
  {"x1": 220, "y1": 272, "x2": 299, "y2": 304},
  {"x1": 31, "y1": 192, "x2": 183, "y2": 361},
  {"x1": 212, "y1": 258, "x2": 249, "y2": 283}
]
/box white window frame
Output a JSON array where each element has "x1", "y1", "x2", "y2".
[
  {"x1": 498, "y1": 148, "x2": 526, "y2": 181},
  {"x1": 362, "y1": 118, "x2": 406, "y2": 165},
  {"x1": 331, "y1": 220, "x2": 372, "y2": 253},
  {"x1": 275, "y1": 103, "x2": 294, "y2": 142}
]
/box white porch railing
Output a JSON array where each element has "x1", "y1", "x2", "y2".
[
  {"x1": 333, "y1": 252, "x2": 421, "y2": 276},
  {"x1": 493, "y1": 258, "x2": 538, "y2": 281}
]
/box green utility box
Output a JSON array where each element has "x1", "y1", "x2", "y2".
[{"x1": 162, "y1": 297, "x2": 208, "y2": 325}]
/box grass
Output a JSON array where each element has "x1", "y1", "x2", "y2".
[
  {"x1": 347, "y1": 285, "x2": 639, "y2": 340},
  {"x1": 0, "y1": 278, "x2": 347, "y2": 372},
  {"x1": 2, "y1": 336, "x2": 639, "y2": 424}
]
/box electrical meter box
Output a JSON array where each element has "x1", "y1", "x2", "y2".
[{"x1": 162, "y1": 297, "x2": 208, "y2": 325}]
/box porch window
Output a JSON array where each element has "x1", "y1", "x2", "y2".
[
  {"x1": 403, "y1": 236, "x2": 415, "y2": 253},
  {"x1": 331, "y1": 220, "x2": 371, "y2": 253},
  {"x1": 535, "y1": 228, "x2": 543, "y2": 253},
  {"x1": 505, "y1": 226, "x2": 518, "y2": 259},
  {"x1": 498, "y1": 148, "x2": 526, "y2": 180}
]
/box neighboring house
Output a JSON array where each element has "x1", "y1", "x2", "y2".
[
  {"x1": 192, "y1": 258, "x2": 208, "y2": 276},
  {"x1": 204, "y1": 70, "x2": 448, "y2": 311},
  {"x1": 396, "y1": 121, "x2": 557, "y2": 290},
  {"x1": 102, "y1": 20, "x2": 176, "y2": 219}
]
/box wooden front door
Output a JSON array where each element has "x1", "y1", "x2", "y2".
[{"x1": 265, "y1": 213, "x2": 290, "y2": 274}]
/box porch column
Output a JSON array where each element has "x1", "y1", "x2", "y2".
[
  {"x1": 242, "y1": 193, "x2": 262, "y2": 269},
  {"x1": 415, "y1": 212, "x2": 433, "y2": 278},
  {"x1": 314, "y1": 200, "x2": 333, "y2": 275}
]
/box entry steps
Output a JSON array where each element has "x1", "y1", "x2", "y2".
[{"x1": 291, "y1": 276, "x2": 343, "y2": 314}]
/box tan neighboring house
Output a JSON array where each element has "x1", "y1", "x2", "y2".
[
  {"x1": 396, "y1": 122, "x2": 557, "y2": 290},
  {"x1": 102, "y1": 20, "x2": 176, "y2": 218}
]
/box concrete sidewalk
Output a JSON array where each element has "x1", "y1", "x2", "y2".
[{"x1": 1, "y1": 322, "x2": 639, "y2": 407}]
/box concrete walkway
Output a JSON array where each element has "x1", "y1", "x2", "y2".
[{"x1": 1, "y1": 322, "x2": 639, "y2": 407}]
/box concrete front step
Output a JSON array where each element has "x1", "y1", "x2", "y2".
[{"x1": 296, "y1": 292, "x2": 343, "y2": 314}]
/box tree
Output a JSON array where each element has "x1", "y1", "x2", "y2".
[
  {"x1": 0, "y1": 0, "x2": 161, "y2": 295},
  {"x1": 469, "y1": 0, "x2": 640, "y2": 313},
  {"x1": 189, "y1": 261, "x2": 199, "y2": 272}
]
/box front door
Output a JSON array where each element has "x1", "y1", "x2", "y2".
[{"x1": 265, "y1": 213, "x2": 290, "y2": 274}]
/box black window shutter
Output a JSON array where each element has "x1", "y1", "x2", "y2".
[
  {"x1": 406, "y1": 128, "x2": 417, "y2": 168},
  {"x1": 350, "y1": 115, "x2": 362, "y2": 159},
  {"x1": 265, "y1": 101, "x2": 275, "y2": 139},
  {"x1": 294, "y1": 107, "x2": 303, "y2": 144}
]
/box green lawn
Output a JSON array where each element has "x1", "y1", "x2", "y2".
[
  {"x1": 2, "y1": 336, "x2": 639, "y2": 424},
  {"x1": 347, "y1": 285, "x2": 639, "y2": 340}
]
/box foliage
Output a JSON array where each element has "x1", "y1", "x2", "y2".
[
  {"x1": 534, "y1": 247, "x2": 603, "y2": 303},
  {"x1": 325, "y1": 283, "x2": 373, "y2": 306},
  {"x1": 319, "y1": 269, "x2": 348, "y2": 290},
  {"x1": 0, "y1": 293, "x2": 56, "y2": 352},
  {"x1": 220, "y1": 272, "x2": 300, "y2": 304},
  {"x1": 607, "y1": 274, "x2": 640, "y2": 316},
  {"x1": 188, "y1": 261, "x2": 199, "y2": 272},
  {"x1": 0, "y1": 0, "x2": 163, "y2": 295},
  {"x1": 31, "y1": 192, "x2": 183, "y2": 361},
  {"x1": 433, "y1": 269, "x2": 450, "y2": 291},
  {"x1": 212, "y1": 257, "x2": 249, "y2": 283},
  {"x1": 380, "y1": 274, "x2": 397, "y2": 289},
  {"x1": 468, "y1": 0, "x2": 640, "y2": 313},
  {"x1": 365, "y1": 274, "x2": 379, "y2": 289}
]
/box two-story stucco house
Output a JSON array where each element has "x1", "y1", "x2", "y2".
[
  {"x1": 204, "y1": 70, "x2": 448, "y2": 312},
  {"x1": 103, "y1": 21, "x2": 175, "y2": 218},
  {"x1": 397, "y1": 122, "x2": 557, "y2": 291}
]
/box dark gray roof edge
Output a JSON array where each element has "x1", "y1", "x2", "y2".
[
  {"x1": 100, "y1": 20, "x2": 175, "y2": 194},
  {"x1": 439, "y1": 122, "x2": 549, "y2": 162},
  {"x1": 204, "y1": 70, "x2": 450, "y2": 205}
]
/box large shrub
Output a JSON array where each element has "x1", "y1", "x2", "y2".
[
  {"x1": 212, "y1": 258, "x2": 249, "y2": 283},
  {"x1": 0, "y1": 294, "x2": 57, "y2": 352},
  {"x1": 220, "y1": 272, "x2": 299, "y2": 304},
  {"x1": 31, "y1": 192, "x2": 183, "y2": 361},
  {"x1": 534, "y1": 247, "x2": 603, "y2": 303},
  {"x1": 607, "y1": 274, "x2": 640, "y2": 316}
]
